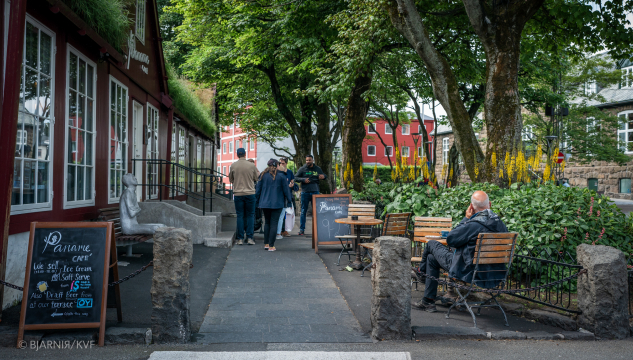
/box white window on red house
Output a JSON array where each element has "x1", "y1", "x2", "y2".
[
  {"x1": 418, "y1": 125, "x2": 422, "y2": 134},
  {"x1": 402, "y1": 124, "x2": 410, "y2": 135},
  {"x1": 385, "y1": 124, "x2": 393, "y2": 134},
  {"x1": 367, "y1": 145, "x2": 376, "y2": 156},
  {"x1": 229, "y1": 141, "x2": 233, "y2": 153},
  {"x1": 223, "y1": 142, "x2": 226, "y2": 154},
  {"x1": 367, "y1": 123, "x2": 376, "y2": 134},
  {"x1": 402, "y1": 146, "x2": 409, "y2": 157},
  {"x1": 12, "y1": 17, "x2": 55, "y2": 214},
  {"x1": 146, "y1": 104, "x2": 159, "y2": 199},
  {"x1": 385, "y1": 146, "x2": 393, "y2": 156},
  {"x1": 223, "y1": 166, "x2": 227, "y2": 175},
  {"x1": 217, "y1": 166, "x2": 221, "y2": 174},
  {"x1": 65, "y1": 46, "x2": 96, "y2": 208},
  {"x1": 418, "y1": 147, "x2": 422, "y2": 157},
  {"x1": 250, "y1": 139, "x2": 255, "y2": 150},
  {"x1": 109, "y1": 77, "x2": 129, "y2": 202}
]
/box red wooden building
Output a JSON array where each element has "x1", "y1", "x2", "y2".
[
  {"x1": 0, "y1": 0, "x2": 216, "y2": 309},
  {"x1": 363, "y1": 117, "x2": 435, "y2": 166}
]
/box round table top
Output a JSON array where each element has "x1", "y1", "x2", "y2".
[{"x1": 335, "y1": 218, "x2": 383, "y2": 226}]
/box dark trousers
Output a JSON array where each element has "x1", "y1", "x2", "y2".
[
  {"x1": 418, "y1": 240, "x2": 453, "y2": 301},
  {"x1": 262, "y1": 208, "x2": 283, "y2": 247},
  {"x1": 300, "y1": 191, "x2": 319, "y2": 232},
  {"x1": 234, "y1": 194, "x2": 256, "y2": 240}
]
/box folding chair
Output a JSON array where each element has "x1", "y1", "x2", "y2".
[
  {"x1": 445, "y1": 232, "x2": 518, "y2": 328},
  {"x1": 358, "y1": 212, "x2": 412, "y2": 276},
  {"x1": 335, "y1": 204, "x2": 376, "y2": 266}
]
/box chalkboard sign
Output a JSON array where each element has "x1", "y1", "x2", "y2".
[
  {"x1": 18, "y1": 222, "x2": 116, "y2": 347},
  {"x1": 312, "y1": 194, "x2": 352, "y2": 253}
]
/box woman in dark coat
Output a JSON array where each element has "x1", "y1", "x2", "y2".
[{"x1": 255, "y1": 159, "x2": 293, "y2": 251}]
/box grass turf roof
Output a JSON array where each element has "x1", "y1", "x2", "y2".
[
  {"x1": 61, "y1": 0, "x2": 131, "y2": 52},
  {"x1": 167, "y1": 64, "x2": 216, "y2": 137}
]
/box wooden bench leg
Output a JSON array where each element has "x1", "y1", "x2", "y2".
[{"x1": 126, "y1": 245, "x2": 133, "y2": 257}]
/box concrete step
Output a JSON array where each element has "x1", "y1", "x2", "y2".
[{"x1": 204, "y1": 231, "x2": 235, "y2": 248}]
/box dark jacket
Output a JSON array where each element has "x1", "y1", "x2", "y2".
[
  {"x1": 255, "y1": 171, "x2": 293, "y2": 209},
  {"x1": 280, "y1": 169, "x2": 299, "y2": 192},
  {"x1": 446, "y1": 209, "x2": 509, "y2": 288},
  {"x1": 295, "y1": 164, "x2": 326, "y2": 193}
]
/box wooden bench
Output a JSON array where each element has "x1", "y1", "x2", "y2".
[
  {"x1": 335, "y1": 204, "x2": 376, "y2": 266},
  {"x1": 411, "y1": 216, "x2": 452, "y2": 264},
  {"x1": 98, "y1": 207, "x2": 153, "y2": 257}
]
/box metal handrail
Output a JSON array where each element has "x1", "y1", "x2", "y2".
[{"x1": 131, "y1": 158, "x2": 225, "y2": 215}]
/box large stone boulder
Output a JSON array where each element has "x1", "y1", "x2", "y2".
[
  {"x1": 151, "y1": 227, "x2": 193, "y2": 343},
  {"x1": 576, "y1": 244, "x2": 629, "y2": 339},
  {"x1": 370, "y1": 236, "x2": 411, "y2": 340}
]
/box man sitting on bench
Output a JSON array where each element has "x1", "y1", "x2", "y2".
[{"x1": 412, "y1": 190, "x2": 508, "y2": 312}]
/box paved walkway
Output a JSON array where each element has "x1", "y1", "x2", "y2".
[{"x1": 196, "y1": 227, "x2": 370, "y2": 344}]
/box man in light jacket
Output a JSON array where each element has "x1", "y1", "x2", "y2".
[{"x1": 229, "y1": 148, "x2": 259, "y2": 245}]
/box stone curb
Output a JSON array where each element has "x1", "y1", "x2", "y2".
[
  {"x1": 104, "y1": 327, "x2": 152, "y2": 345},
  {"x1": 412, "y1": 326, "x2": 595, "y2": 341}
]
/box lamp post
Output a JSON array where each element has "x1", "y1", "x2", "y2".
[
  {"x1": 411, "y1": 132, "x2": 421, "y2": 179},
  {"x1": 545, "y1": 135, "x2": 558, "y2": 181}
]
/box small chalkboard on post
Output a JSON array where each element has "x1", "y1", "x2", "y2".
[
  {"x1": 312, "y1": 194, "x2": 352, "y2": 253},
  {"x1": 17, "y1": 222, "x2": 119, "y2": 347}
]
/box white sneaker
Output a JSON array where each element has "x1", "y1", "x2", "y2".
[
  {"x1": 276, "y1": 235, "x2": 283, "y2": 240},
  {"x1": 236, "y1": 239, "x2": 243, "y2": 245}
]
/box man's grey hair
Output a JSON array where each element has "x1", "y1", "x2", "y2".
[{"x1": 471, "y1": 192, "x2": 490, "y2": 211}]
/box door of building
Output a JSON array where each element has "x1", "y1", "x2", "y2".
[{"x1": 132, "y1": 102, "x2": 144, "y2": 201}]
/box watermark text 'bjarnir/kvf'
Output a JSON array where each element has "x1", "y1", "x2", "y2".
[{"x1": 19, "y1": 339, "x2": 95, "y2": 351}]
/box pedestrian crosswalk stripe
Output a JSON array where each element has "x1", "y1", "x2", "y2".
[{"x1": 148, "y1": 351, "x2": 412, "y2": 360}]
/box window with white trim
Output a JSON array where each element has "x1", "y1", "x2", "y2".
[
  {"x1": 178, "y1": 127, "x2": 186, "y2": 194},
  {"x1": 367, "y1": 145, "x2": 376, "y2": 156},
  {"x1": 12, "y1": 17, "x2": 55, "y2": 214},
  {"x1": 250, "y1": 139, "x2": 255, "y2": 150},
  {"x1": 623, "y1": 66, "x2": 633, "y2": 88},
  {"x1": 618, "y1": 111, "x2": 633, "y2": 153},
  {"x1": 217, "y1": 166, "x2": 221, "y2": 174},
  {"x1": 442, "y1": 138, "x2": 450, "y2": 164},
  {"x1": 385, "y1": 146, "x2": 393, "y2": 156},
  {"x1": 418, "y1": 125, "x2": 422, "y2": 134},
  {"x1": 401, "y1": 124, "x2": 410, "y2": 135},
  {"x1": 65, "y1": 47, "x2": 96, "y2": 208},
  {"x1": 223, "y1": 166, "x2": 226, "y2": 175},
  {"x1": 146, "y1": 104, "x2": 159, "y2": 199},
  {"x1": 402, "y1": 146, "x2": 409, "y2": 157},
  {"x1": 109, "y1": 77, "x2": 128, "y2": 202},
  {"x1": 585, "y1": 81, "x2": 597, "y2": 95},
  {"x1": 135, "y1": 0, "x2": 146, "y2": 44},
  {"x1": 418, "y1": 147, "x2": 422, "y2": 157},
  {"x1": 367, "y1": 123, "x2": 376, "y2": 134},
  {"x1": 385, "y1": 124, "x2": 393, "y2": 134},
  {"x1": 223, "y1": 142, "x2": 226, "y2": 154},
  {"x1": 522, "y1": 125, "x2": 534, "y2": 142},
  {"x1": 229, "y1": 141, "x2": 233, "y2": 153}
]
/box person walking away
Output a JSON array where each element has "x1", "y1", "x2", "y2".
[
  {"x1": 256, "y1": 159, "x2": 293, "y2": 251},
  {"x1": 229, "y1": 148, "x2": 259, "y2": 245},
  {"x1": 276, "y1": 157, "x2": 297, "y2": 239},
  {"x1": 294, "y1": 155, "x2": 327, "y2": 236}
]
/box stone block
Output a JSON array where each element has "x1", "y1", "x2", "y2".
[
  {"x1": 138, "y1": 202, "x2": 218, "y2": 245},
  {"x1": 204, "y1": 231, "x2": 235, "y2": 248},
  {"x1": 525, "y1": 331, "x2": 564, "y2": 340},
  {"x1": 524, "y1": 309, "x2": 576, "y2": 331},
  {"x1": 151, "y1": 227, "x2": 193, "y2": 344},
  {"x1": 576, "y1": 244, "x2": 629, "y2": 339},
  {"x1": 413, "y1": 326, "x2": 487, "y2": 340},
  {"x1": 370, "y1": 236, "x2": 411, "y2": 341},
  {"x1": 560, "y1": 329, "x2": 595, "y2": 341},
  {"x1": 104, "y1": 327, "x2": 149, "y2": 345},
  {"x1": 488, "y1": 330, "x2": 527, "y2": 340}
]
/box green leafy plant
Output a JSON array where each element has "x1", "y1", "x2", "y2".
[
  {"x1": 62, "y1": 0, "x2": 131, "y2": 52},
  {"x1": 166, "y1": 64, "x2": 216, "y2": 137}
]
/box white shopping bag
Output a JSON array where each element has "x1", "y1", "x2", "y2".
[{"x1": 285, "y1": 205, "x2": 295, "y2": 232}]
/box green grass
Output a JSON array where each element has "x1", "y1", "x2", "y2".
[
  {"x1": 167, "y1": 64, "x2": 216, "y2": 137},
  {"x1": 62, "y1": 0, "x2": 131, "y2": 52}
]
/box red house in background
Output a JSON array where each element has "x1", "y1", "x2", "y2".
[{"x1": 363, "y1": 116, "x2": 435, "y2": 166}]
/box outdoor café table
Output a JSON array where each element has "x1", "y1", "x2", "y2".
[{"x1": 335, "y1": 218, "x2": 383, "y2": 270}]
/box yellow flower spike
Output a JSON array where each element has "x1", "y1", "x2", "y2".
[
  {"x1": 491, "y1": 151, "x2": 497, "y2": 167},
  {"x1": 373, "y1": 163, "x2": 378, "y2": 181},
  {"x1": 350, "y1": 168, "x2": 354, "y2": 182},
  {"x1": 499, "y1": 167, "x2": 504, "y2": 179},
  {"x1": 359, "y1": 165, "x2": 364, "y2": 179},
  {"x1": 336, "y1": 163, "x2": 340, "y2": 178}
]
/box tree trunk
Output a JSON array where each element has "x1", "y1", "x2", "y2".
[
  {"x1": 387, "y1": 0, "x2": 484, "y2": 182},
  {"x1": 342, "y1": 73, "x2": 372, "y2": 192},
  {"x1": 315, "y1": 101, "x2": 333, "y2": 194}
]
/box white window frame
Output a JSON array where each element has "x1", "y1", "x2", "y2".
[
  {"x1": 401, "y1": 124, "x2": 410, "y2": 135},
  {"x1": 229, "y1": 141, "x2": 233, "y2": 153},
  {"x1": 64, "y1": 45, "x2": 97, "y2": 209},
  {"x1": 223, "y1": 142, "x2": 226, "y2": 154},
  {"x1": 522, "y1": 125, "x2": 534, "y2": 142},
  {"x1": 442, "y1": 138, "x2": 450, "y2": 164},
  {"x1": 135, "y1": 0, "x2": 146, "y2": 45},
  {"x1": 418, "y1": 147, "x2": 422, "y2": 157},
  {"x1": 11, "y1": 15, "x2": 56, "y2": 215},
  {"x1": 623, "y1": 66, "x2": 633, "y2": 88},
  {"x1": 618, "y1": 111, "x2": 633, "y2": 154},
  {"x1": 217, "y1": 166, "x2": 221, "y2": 174},
  {"x1": 250, "y1": 138, "x2": 255, "y2": 150},
  {"x1": 418, "y1": 125, "x2": 422, "y2": 134},
  {"x1": 402, "y1": 146, "x2": 410, "y2": 157},
  {"x1": 385, "y1": 146, "x2": 393, "y2": 157},
  {"x1": 585, "y1": 81, "x2": 597, "y2": 95},
  {"x1": 367, "y1": 145, "x2": 376, "y2": 156},
  {"x1": 223, "y1": 166, "x2": 227, "y2": 175},
  {"x1": 108, "y1": 76, "x2": 129, "y2": 204},
  {"x1": 367, "y1": 123, "x2": 376, "y2": 134},
  {"x1": 146, "y1": 103, "x2": 160, "y2": 199},
  {"x1": 385, "y1": 124, "x2": 393, "y2": 134}
]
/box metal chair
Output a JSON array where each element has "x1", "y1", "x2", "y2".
[
  {"x1": 358, "y1": 212, "x2": 412, "y2": 276},
  {"x1": 445, "y1": 232, "x2": 518, "y2": 328}
]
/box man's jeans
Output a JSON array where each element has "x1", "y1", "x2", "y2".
[
  {"x1": 300, "y1": 191, "x2": 319, "y2": 232},
  {"x1": 234, "y1": 194, "x2": 256, "y2": 240},
  {"x1": 418, "y1": 240, "x2": 453, "y2": 301}
]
